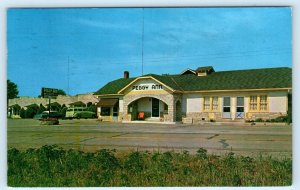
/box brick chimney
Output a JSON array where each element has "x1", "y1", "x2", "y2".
[{"x1": 124, "y1": 71, "x2": 129, "y2": 79}]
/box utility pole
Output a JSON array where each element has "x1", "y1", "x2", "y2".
[
  {"x1": 67, "y1": 56, "x2": 70, "y2": 95},
  {"x1": 48, "y1": 96, "x2": 51, "y2": 117},
  {"x1": 141, "y1": 8, "x2": 144, "y2": 75}
]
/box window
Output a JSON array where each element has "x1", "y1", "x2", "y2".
[
  {"x1": 203, "y1": 96, "x2": 219, "y2": 111},
  {"x1": 212, "y1": 96, "x2": 218, "y2": 111},
  {"x1": 164, "y1": 103, "x2": 168, "y2": 111},
  {"x1": 204, "y1": 96, "x2": 210, "y2": 111},
  {"x1": 249, "y1": 95, "x2": 268, "y2": 111},
  {"x1": 236, "y1": 97, "x2": 244, "y2": 112},
  {"x1": 101, "y1": 107, "x2": 110, "y2": 116},
  {"x1": 249, "y1": 96, "x2": 257, "y2": 111},
  {"x1": 260, "y1": 95, "x2": 268, "y2": 111}
]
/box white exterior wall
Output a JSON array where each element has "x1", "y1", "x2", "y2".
[
  {"x1": 137, "y1": 98, "x2": 152, "y2": 112},
  {"x1": 268, "y1": 91, "x2": 288, "y2": 113},
  {"x1": 119, "y1": 99, "x2": 124, "y2": 112},
  {"x1": 230, "y1": 96, "x2": 236, "y2": 120},
  {"x1": 182, "y1": 94, "x2": 202, "y2": 113},
  {"x1": 182, "y1": 92, "x2": 287, "y2": 114},
  {"x1": 244, "y1": 96, "x2": 249, "y2": 112},
  {"x1": 97, "y1": 107, "x2": 101, "y2": 117}
]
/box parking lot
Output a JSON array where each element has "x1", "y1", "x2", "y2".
[{"x1": 7, "y1": 119, "x2": 292, "y2": 158}]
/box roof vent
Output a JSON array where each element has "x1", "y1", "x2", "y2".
[{"x1": 195, "y1": 66, "x2": 215, "y2": 76}]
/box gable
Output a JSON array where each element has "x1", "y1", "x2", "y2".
[{"x1": 122, "y1": 78, "x2": 173, "y2": 95}]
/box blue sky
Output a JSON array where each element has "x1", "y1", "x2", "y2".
[{"x1": 7, "y1": 7, "x2": 292, "y2": 97}]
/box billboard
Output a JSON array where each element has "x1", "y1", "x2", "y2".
[{"x1": 41, "y1": 87, "x2": 59, "y2": 98}]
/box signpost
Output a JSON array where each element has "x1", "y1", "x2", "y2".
[
  {"x1": 41, "y1": 88, "x2": 60, "y2": 98},
  {"x1": 41, "y1": 88, "x2": 60, "y2": 116}
]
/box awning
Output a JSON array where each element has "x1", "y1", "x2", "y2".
[{"x1": 97, "y1": 98, "x2": 118, "y2": 107}]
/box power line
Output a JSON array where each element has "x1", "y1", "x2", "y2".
[
  {"x1": 67, "y1": 56, "x2": 70, "y2": 95},
  {"x1": 141, "y1": 8, "x2": 145, "y2": 75}
]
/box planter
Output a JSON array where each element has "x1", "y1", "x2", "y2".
[{"x1": 40, "y1": 118, "x2": 59, "y2": 125}]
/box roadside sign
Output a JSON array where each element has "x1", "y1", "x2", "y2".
[{"x1": 41, "y1": 87, "x2": 59, "y2": 98}]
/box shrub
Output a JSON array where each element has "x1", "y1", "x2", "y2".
[
  {"x1": 37, "y1": 104, "x2": 46, "y2": 114},
  {"x1": 7, "y1": 146, "x2": 293, "y2": 187},
  {"x1": 59, "y1": 107, "x2": 68, "y2": 118},
  {"x1": 19, "y1": 108, "x2": 25, "y2": 118},
  {"x1": 95, "y1": 149, "x2": 120, "y2": 170},
  {"x1": 196, "y1": 148, "x2": 208, "y2": 159},
  {"x1": 264, "y1": 116, "x2": 288, "y2": 123},
  {"x1": 274, "y1": 116, "x2": 287, "y2": 123},
  {"x1": 254, "y1": 118, "x2": 264, "y2": 122},
  {"x1": 124, "y1": 151, "x2": 145, "y2": 173},
  {"x1": 25, "y1": 106, "x2": 39, "y2": 118}
]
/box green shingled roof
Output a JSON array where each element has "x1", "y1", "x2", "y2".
[
  {"x1": 94, "y1": 67, "x2": 292, "y2": 95},
  {"x1": 94, "y1": 77, "x2": 136, "y2": 95}
]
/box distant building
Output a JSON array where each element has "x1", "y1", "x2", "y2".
[
  {"x1": 8, "y1": 93, "x2": 99, "y2": 116},
  {"x1": 94, "y1": 66, "x2": 292, "y2": 123}
]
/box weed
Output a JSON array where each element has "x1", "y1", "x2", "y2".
[
  {"x1": 7, "y1": 146, "x2": 292, "y2": 187},
  {"x1": 124, "y1": 151, "x2": 145, "y2": 173},
  {"x1": 196, "y1": 148, "x2": 208, "y2": 159},
  {"x1": 95, "y1": 149, "x2": 120, "y2": 170}
]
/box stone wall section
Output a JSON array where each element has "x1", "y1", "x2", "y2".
[
  {"x1": 122, "y1": 93, "x2": 179, "y2": 122},
  {"x1": 182, "y1": 111, "x2": 286, "y2": 124},
  {"x1": 246, "y1": 112, "x2": 286, "y2": 120}
]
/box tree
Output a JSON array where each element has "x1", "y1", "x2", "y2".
[
  {"x1": 20, "y1": 108, "x2": 25, "y2": 118},
  {"x1": 7, "y1": 80, "x2": 19, "y2": 100},
  {"x1": 57, "y1": 89, "x2": 66, "y2": 96},
  {"x1": 7, "y1": 80, "x2": 19, "y2": 114},
  {"x1": 25, "y1": 104, "x2": 39, "y2": 118},
  {"x1": 37, "y1": 104, "x2": 46, "y2": 114}
]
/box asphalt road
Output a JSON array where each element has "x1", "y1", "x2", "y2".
[{"x1": 7, "y1": 119, "x2": 292, "y2": 158}]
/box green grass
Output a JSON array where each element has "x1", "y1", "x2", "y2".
[{"x1": 8, "y1": 145, "x2": 292, "y2": 187}]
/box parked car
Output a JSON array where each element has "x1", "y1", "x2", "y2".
[
  {"x1": 33, "y1": 111, "x2": 64, "y2": 120},
  {"x1": 74, "y1": 111, "x2": 96, "y2": 119},
  {"x1": 33, "y1": 112, "x2": 48, "y2": 120},
  {"x1": 48, "y1": 111, "x2": 64, "y2": 119},
  {"x1": 65, "y1": 107, "x2": 96, "y2": 119}
]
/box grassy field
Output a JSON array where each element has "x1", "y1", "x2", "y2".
[{"x1": 8, "y1": 145, "x2": 292, "y2": 187}]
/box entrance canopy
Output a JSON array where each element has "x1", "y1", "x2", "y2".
[{"x1": 97, "y1": 98, "x2": 118, "y2": 107}]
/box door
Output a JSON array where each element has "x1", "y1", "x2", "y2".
[
  {"x1": 236, "y1": 97, "x2": 244, "y2": 118},
  {"x1": 222, "y1": 97, "x2": 231, "y2": 118},
  {"x1": 112, "y1": 106, "x2": 118, "y2": 121},
  {"x1": 176, "y1": 101, "x2": 182, "y2": 121},
  {"x1": 152, "y1": 98, "x2": 160, "y2": 117}
]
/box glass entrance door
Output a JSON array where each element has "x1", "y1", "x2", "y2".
[
  {"x1": 222, "y1": 97, "x2": 231, "y2": 118},
  {"x1": 152, "y1": 98, "x2": 160, "y2": 117},
  {"x1": 236, "y1": 97, "x2": 244, "y2": 118}
]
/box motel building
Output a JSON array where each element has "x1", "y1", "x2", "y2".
[{"x1": 94, "y1": 66, "x2": 292, "y2": 124}]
